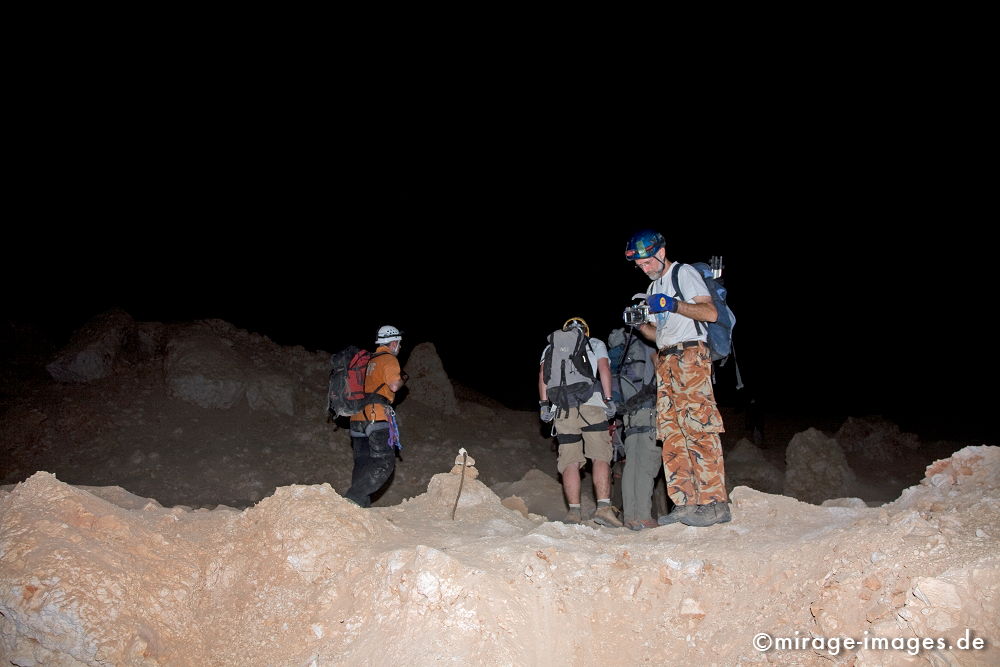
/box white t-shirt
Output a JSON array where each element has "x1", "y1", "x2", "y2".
[
  {"x1": 646, "y1": 263, "x2": 710, "y2": 349},
  {"x1": 540, "y1": 336, "x2": 609, "y2": 408}
]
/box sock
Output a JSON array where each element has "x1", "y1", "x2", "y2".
[
  {"x1": 569, "y1": 503, "x2": 581, "y2": 509},
  {"x1": 597, "y1": 499, "x2": 611, "y2": 507}
]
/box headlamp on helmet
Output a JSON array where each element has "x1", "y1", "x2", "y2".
[
  {"x1": 562, "y1": 317, "x2": 589, "y2": 337},
  {"x1": 624, "y1": 230, "x2": 666, "y2": 261}
]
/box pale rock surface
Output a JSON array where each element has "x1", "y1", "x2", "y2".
[
  {"x1": 492, "y1": 468, "x2": 576, "y2": 521},
  {"x1": 500, "y1": 495, "x2": 531, "y2": 518},
  {"x1": 449, "y1": 448, "x2": 479, "y2": 478},
  {"x1": 821, "y1": 497, "x2": 869, "y2": 509},
  {"x1": 7, "y1": 314, "x2": 999, "y2": 665},
  {"x1": 2, "y1": 448, "x2": 999, "y2": 665},
  {"x1": 784, "y1": 427, "x2": 858, "y2": 504},
  {"x1": 46, "y1": 309, "x2": 136, "y2": 383}
]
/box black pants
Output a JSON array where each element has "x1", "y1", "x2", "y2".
[{"x1": 346, "y1": 421, "x2": 394, "y2": 507}]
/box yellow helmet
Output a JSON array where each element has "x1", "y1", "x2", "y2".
[{"x1": 562, "y1": 317, "x2": 589, "y2": 337}]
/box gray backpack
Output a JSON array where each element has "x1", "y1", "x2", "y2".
[
  {"x1": 607, "y1": 327, "x2": 656, "y2": 413},
  {"x1": 542, "y1": 328, "x2": 597, "y2": 415}
]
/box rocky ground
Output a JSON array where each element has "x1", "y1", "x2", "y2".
[{"x1": 1, "y1": 312, "x2": 996, "y2": 665}]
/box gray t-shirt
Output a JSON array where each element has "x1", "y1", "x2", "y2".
[
  {"x1": 646, "y1": 263, "x2": 710, "y2": 348},
  {"x1": 540, "y1": 336, "x2": 609, "y2": 408}
]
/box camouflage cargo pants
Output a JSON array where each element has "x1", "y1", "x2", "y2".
[{"x1": 655, "y1": 342, "x2": 728, "y2": 506}]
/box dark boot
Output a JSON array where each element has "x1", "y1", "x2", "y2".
[
  {"x1": 656, "y1": 504, "x2": 694, "y2": 525},
  {"x1": 680, "y1": 501, "x2": 732, "y2": 527}
]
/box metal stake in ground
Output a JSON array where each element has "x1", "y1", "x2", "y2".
[{"x1": 452, "y1": 451, "x2": 467, "y2": 520}]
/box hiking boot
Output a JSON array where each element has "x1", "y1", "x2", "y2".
[
  {"x1": 656, "y1": 504, "x2": 694, "y2": 525},
  {"x1": 592, "y1": 505, "x2": 624, "y2": 528},
  {"x1": 680, "y1": 502, "x2": 732, "y2": 527},
  {"x1": 564, "y1": 508, "x2": 583, "y2": 524}
]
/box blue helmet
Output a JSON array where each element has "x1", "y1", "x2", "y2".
[{"x1": 624, "y1": 230, "x2": 665, "y2": 261}]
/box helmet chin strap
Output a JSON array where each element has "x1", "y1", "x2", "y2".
[{"x1": 647, "y1": 254, "x2": 667, "y2": 279}]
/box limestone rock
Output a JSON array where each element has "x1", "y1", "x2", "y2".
[
  {"x1": 45, "y1": 308, "x2": 136, "y2": 382},
  {"x1": 820, "y1": 497, "x2": 869, "y2": 509},
  {"x1": 724, "y1": 438, "x2": 783, "y2": 494},
  {"x1": 492, "y1": 468, "x2": 572, "y2": 521},
  {"x1": 891, "y1": 567, "x2": 1000, "y2": 660},
  {"x1": 164, "y1": 332, "x2": 249, "y2": 409},
  {"x1": 246, "y1": 372, "x2": 297, "y2": 416},
  {"x1": 1, "y1": 447, "x2": 999, "y2": 665},
  {"x1": 783, "y1": 428, "x2": 857, "y2": 504},
  {"x1": 835, "y1": 415, "x2": 921, "y2": 462},
  {"x1": 453, "y1": 449, "x2": 477, "y2": 467},
  {"x1": 890, "y1": 445, "x2": 1000, "y2": 511},
  {"x1": 449, "y1": 464, "x2": 480, "y2": 479},
  {"x1": 135, "y1": 320, "x2": 166, "y2": 358},
  {"x1": 404, "y1": 342, "x2": 458, "y2": 415},
  {"x1": 501, "y1": 495, "x2": 530, "y2": 518},
  {"x1": 426, "y1": 473, "x2": 497, "y2": 509}
]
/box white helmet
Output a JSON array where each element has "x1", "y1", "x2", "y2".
[{"x1": 376, "y1": 324, "x2": 402, "y2": 344}]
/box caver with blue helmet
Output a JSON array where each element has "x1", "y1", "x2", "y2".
[
  {"x1": 624, "y1": 230, "x2": 731, "y2": 528},
  {"x1": 624, "y1": 229, "x2": 667, "y2": 275}
]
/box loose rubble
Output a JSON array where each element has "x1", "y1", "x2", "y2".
[
  {"x1": 1, "y1": 446, "x2": 998, "y2": 665},
  {"x1": 2, "y1": 312, "x2": 996, "y2": 664}
]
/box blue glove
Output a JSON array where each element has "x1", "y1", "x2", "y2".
[
  {"x1": 647, "y1": 293, "x2": 678, "y2": 314},
  {"x1": 539, "y1": 400, "x2": 556, "y2": 423},
  {"x1": 603, "y1": 399, "x2": 617, "y2": 419}
]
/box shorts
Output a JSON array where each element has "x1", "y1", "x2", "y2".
[{"x1": 554, "y1": 404, "x2": 612, "y2": 473}]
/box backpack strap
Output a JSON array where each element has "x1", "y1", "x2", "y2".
[
  {"x1": 568, "y1": 329, "x2": 596, "y2": 382},
  {"x1": 559, "y1": 355, "x2": 568, "y2": 416},
  {"x1": 670, "y1": 262, "x2": 704, "y2": 336},
  {"x1": 730, "y1": 341, "x2": 745, "y2": 391},
  {"x1": 616, "y1": 327, "x2": 635, "y2": 385},
  {"x1": 542, "y1": 332, "x2": 555, "y2": 384},
  {"x1": 362, "y1": 351, "x2": 394, "y2": 422},
  {"x1": 582, "y1": 334, "x2": 599, "y2": 393}
]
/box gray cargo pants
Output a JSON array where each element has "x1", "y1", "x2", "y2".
[{"x1": 621, "y1": 407, "x2": 659, "y2": 522}]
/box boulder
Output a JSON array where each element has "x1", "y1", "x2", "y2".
[
  {"x1": 724, "y1": 438, "x2": 783, "y2": 494},
  {"x1": 246, "y1": 372, "x2": 297, "y2": 416},
  {"x1": 135, "y1": 321, "x2": 167, "y2": 358},
  {"x1": 404, "y1": 342, "x2": 458, "y2": 415},
  {"x1": 164, "y1": 332, "x2": 249, "y2": 409},
  {"x1": 46, "y1": 309, "x2": 135, "y2": 383},
  {"x1": 783, "y1": 428, "x2": 857, "y2": 504},
  {"x1": 835, "y1": 415, "x2": 920, "y2": 462},
  {"x1": 492, "y1": 468, "x2": 572, "y2": 521}
]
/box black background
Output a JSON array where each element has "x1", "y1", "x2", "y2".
[{"x1": 3, "y1": 50, "x2": 993, "y2": 443}]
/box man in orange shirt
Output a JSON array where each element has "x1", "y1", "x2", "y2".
[{"x1": 345, "y1": 325, "x2": 407, "y2": 507}]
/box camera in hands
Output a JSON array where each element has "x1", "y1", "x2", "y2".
[{"x1": 622, "y1": 294, "x2": 650, "y2": 327}]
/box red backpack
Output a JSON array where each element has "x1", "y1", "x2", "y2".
[{"x1": 327, "y1": 346, "x2": 390, "y2": 418}]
